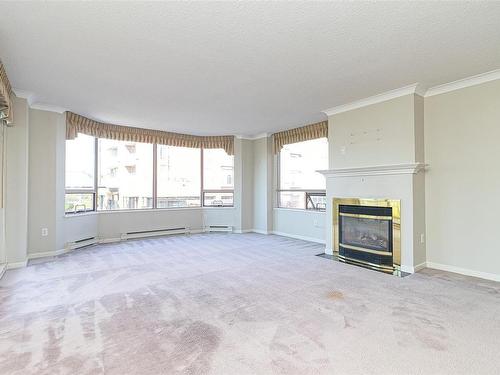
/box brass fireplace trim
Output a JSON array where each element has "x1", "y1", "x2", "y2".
[{"x1": 333, "y1": 197, "x2": 401, "y2": 275}]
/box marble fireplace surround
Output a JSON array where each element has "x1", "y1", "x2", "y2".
[{"x1": 319, "y1": 163, "x2": 427, "y2": 274}]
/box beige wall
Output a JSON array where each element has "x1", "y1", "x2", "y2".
[
  {"x1": 252, "y1": 137, "x2": 273, "y2": 232},
  {"x1": 28, "y1": 109, "x2": 60, "y2": 254},
  {"x1": 240, "y1": 139, "x2": 254, "y2": 231},
  {"x1": 273, "y1": 209, "x2": 325, "y2": 243},
  {"x1": 326, "y1": 94, "x2": 426, "y2": 271},
  {"x1": 4, "y1": 97, "x2": 29, "y2": 264},
  {"x1": 424, "y1": 79, "x2": 500, "y2": 277},
  {"x1": 330, "y1": 94, "x2": 420, "y2": 168}
]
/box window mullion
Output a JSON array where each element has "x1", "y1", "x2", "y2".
[
  {"x1": 153, "y1": 143, "x2": 157, "y2": 209},
  {"x1": 94, "y1": 137, "x2": 98, "y2": 211},
  {"x1": 200, "y1": 147, "x2": 204, "y2": 207}
]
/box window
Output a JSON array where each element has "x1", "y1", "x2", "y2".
[
  {"x1": 97, "y1": 139, "x2": 153, "y2": 210},
  {"x1": 203, "y1": 148, "x2": 234, "y2": 206},
  {"x1": 157, "y1": 145, "x2": 201, "y2": 208},
  {"x1": 278, "y1": 138, "x2": 328, "y2": 210},
  {"x1": 66, "y1": 136, "x2": 234, "y2": 213},
  {"x1": 65, "y1": 133, "x2": 96, "y2": 214}
]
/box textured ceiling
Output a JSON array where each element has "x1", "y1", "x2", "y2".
[{"x1": 1, "y1": 2, "x2": 500, "y2": 136}]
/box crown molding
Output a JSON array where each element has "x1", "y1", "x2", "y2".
[
  {"x1": 317, "y1": 163, "x2": 427, "y2": 178},
  {"x1": 13, "y1": 88, "x2": 67, "y2": 113},
  {"x1": 236, "y1": 132, "x2": 269, "y2": 140},
  {"x1": 424, "y1": 68, "x2": 500, "y2": 97},
  {"x1": 12, "y1": 88, "x2": 35, "y2": 106},
  {"x1": 322, "y1": 84, "x2": 424, "y2": 117},
  {"x1": 30, "y1": 103, "x2": 67, "y2": 113}
]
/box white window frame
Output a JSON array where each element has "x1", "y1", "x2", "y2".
[
  {"x1": 65, "y1": 136, "x2": 234, "y2": 214},
  {"x1": 276, "y1": 140, "x2": 326, "y2": 212}
]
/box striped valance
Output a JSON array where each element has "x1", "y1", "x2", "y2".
[
  {"x1": 0, "y1": 59, "x2": 13, "y2": 125},
  {"x1": 272, "y1": 120, "x2": 328, "y2": 154},
  {"x1": 66, "y1": 112, "x2": 234, "y2": 155}
]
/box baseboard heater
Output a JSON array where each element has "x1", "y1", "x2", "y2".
[
  {"x1": 66, "y1": 236, "x2": 98, "y2": 250},
  {"x1": 204, "y1": 225, "x2": 233, "y2": 233},
  {"x1": 121, "y1": 227, "x2": 189, "y2": 240}
]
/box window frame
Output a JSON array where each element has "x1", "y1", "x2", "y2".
[
  {"x1": 201, "y1": 148, "x2": 234, "y2": 208},
  {"x1": 65, "y1": 136, "x2": 234, "y2": 215},
  {"x1": 65, "y1": 137, "x2": 98, "y2": 214},
  {"x1": 276, "y1": 139, "x2": 326, "y2": 212}
]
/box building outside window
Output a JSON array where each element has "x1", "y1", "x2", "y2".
[
  {"x1": 156, "y1": 145, "x2": 201, "y2": 208},
  {"x1": 65, "y1": 133, "x2": 96, "y2": 214},
  {"x1": 97, "y1": 139, "x2": 153, "y2": 210},
  {"x1": 65, "y1": 134, "x2": 235, "y2": 213},
  {"x1": 202, "y1": 148, "x2": 234, "y2": 206},
  {"x1": 277, "y1": 137, "x2": 328, "y2": 210}
]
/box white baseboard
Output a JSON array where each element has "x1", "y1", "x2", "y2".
[
  {"x1": 28, "y1": 248, "x2": 69, "y2": 260},
  {"x1": 324, "y1": 247, "x2": 333, "y2": 255},
  {"x1": 271, "y1": 231, "x2": 325, "y2": 244},
  {"x1": 6, "y1": 260, "x2": 28, "y2": 270},
  {"x1": 98, "y1": 237, "x2": 122, "y2": 244},
  {"x1": 251, "y1": 229, "x2": 270, "y2": 235},
  {"x1": 426, "y1": 262, "x2": 500, "y2": 282},
  {"x1": 233, "y1": 229, "x2": 253, "y2": 234},
  {"x1": 0, "y1": 263, "x2": 6, "y2": 279},
  {"x1": 400, "y1": 262, "x2": 426, "y2": 274}
]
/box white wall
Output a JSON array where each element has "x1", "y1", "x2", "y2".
[
  {"x1": 424, "y1": 79, "x2": 500, "y2": 278},
  {"x1": 273, "y1": 208, "x2": 325, "y2": 243},
  {"x1": 4, "y1": 96, "x2": 29, "y2": 265}
]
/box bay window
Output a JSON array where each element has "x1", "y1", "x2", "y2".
[
  {"x1": 277, "y1": 137, "x2": 328, "y2": 210},
  {"x1": 65, "y1": 134, "x2": 234, "y2": 213}
]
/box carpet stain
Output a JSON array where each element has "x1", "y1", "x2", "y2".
[{"x1": 327, "y1": 291, "x2": 344, "y2": 300}]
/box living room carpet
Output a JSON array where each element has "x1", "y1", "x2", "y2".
[{"x1": 1, "y1": 233, "x2": 499, "y2": 374}]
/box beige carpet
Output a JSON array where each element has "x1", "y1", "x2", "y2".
[{"x1": 0, "y1": 233, "x2": 499, "y2": 374}]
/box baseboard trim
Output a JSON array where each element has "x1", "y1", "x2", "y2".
[
  {"x1": 233, "y1": 229, "x2": 253, "y2": 234},
  {"x1": 6, "y1": 260, "x2": 28, "y2": 270},
  {"x1": 271, "y1": 231, "x2": 325, "y2": 244},
  {"x1": 400, "y1": 262, "x2": 426, "y2": 274},
  {"x1": 0, "y1": 263, "x2": 6, "y2": 280},
  {"x1": 251, "y1": 229, "x2": 270, "y2": 235},
  {"x1": 28, "y1": 248, "x2": 70, "y2": 260},
  {"x1": 425, "y1": 262, "x2": 500, "y2": 282}
]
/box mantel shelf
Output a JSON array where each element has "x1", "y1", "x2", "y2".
[{"x1": 317, "y1": 163, "x2": 427, "y2": 178}]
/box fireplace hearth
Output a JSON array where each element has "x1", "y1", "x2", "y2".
[{"x1": 333, "y1": 198, "x2": 401, "y2": 276}]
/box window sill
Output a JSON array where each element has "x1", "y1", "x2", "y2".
[
  {"x1": 273, "y1": 207, "x2": 326, "y2": 214},
  {"x1": 65, "y1": 211, "x2": 98, "y2": 218},
  {"x1": 64, "y1": 206, "x2": 234, "y2": 217}
]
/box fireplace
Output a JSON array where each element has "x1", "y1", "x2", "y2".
[{"x1": 333, "y1": 198, "x2": 401, "y2": 276}]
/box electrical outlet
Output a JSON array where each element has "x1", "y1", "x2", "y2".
[
  {"x1": 313, "y1": 220, "x2": 318, "y2": 227},
  {"x1": 420, "y1": 233, "x2": 425, "y2": 244},
  {"x1": 41, "y1": 228, "x2": 48, "y2": 237}
]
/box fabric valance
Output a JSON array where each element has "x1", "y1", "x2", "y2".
[
  {"x1": 66, "y1": 112, "x2": 234, "y2": 155},
  {"x1": 0, "y1": 59, "x2": 13, "y2": 125},
  {"x1": 272, "y1": 120, "x2": 328, "y2": 154}
]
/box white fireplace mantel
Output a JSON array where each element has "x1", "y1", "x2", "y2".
[{"x1": 317, "y1": 163, "x2": 427, "y2": 178}]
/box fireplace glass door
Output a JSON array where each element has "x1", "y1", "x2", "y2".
[
  {"x1": 340, "y1": 216, "x2": 391, "y2": 252},
  {"x1": 338, "y1": 204, "x2": 394, "y2": 271}
]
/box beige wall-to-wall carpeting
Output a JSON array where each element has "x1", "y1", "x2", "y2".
[{"x1": 1, "y1": 233, "x2": 499, "y2": 374}]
